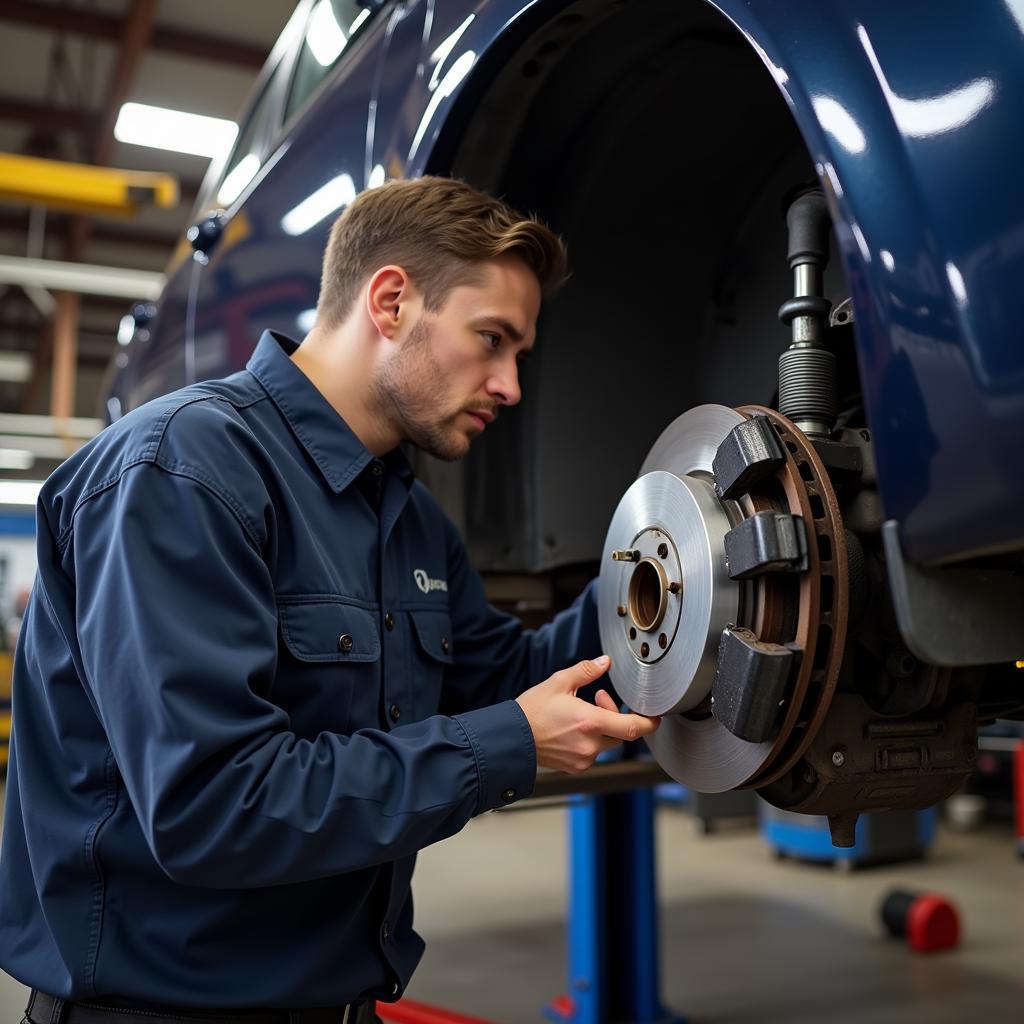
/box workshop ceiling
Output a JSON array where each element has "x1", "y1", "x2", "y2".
[{"x1": 0, "y1": 0, "x2": 295, "y2": 441}]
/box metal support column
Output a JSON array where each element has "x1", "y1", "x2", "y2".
[
  {"x1": 50, "y1": 290, "x2": 79, "y2": 420},
  {"x1": 545, "y1": 786, "x2": 684, "y2": 1024}
]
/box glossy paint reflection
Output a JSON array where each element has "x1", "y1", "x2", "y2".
[
  {"x1": 281, "y1": 173, "x2": 357, "y2": 236},
  {"x1": 812, "y1": 96, "x2": 866, "y2": 154},
  {"x1": 857, "y1": 24, "x2": 996, "y2": 138},
  {"x1": 217, "y1": 153, "x2": 261, "y2": 206},
  {"x1": 714, "y1": 0, "x2": 1024, "y2": 562},
  {"x1": 121, "y1": 0, "x2": 1024, "y2": 567}
]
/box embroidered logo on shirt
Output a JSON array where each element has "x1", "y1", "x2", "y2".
[{"x1": 413, "y1": 569, "x2": 448, "y2": 594}]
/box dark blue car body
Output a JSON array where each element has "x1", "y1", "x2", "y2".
[{"x1": 111, "y1": 0, "x2": 1024, "y2": 576}]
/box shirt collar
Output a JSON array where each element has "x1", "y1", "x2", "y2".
[{"x1": 246, "y1": 330, "x2": 413, "y2": 494}]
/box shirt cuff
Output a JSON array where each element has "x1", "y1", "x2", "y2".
[{"x1": 453, "y1": 700, "x2": 537, "y2": 814}]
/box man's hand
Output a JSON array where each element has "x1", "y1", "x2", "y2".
[{"x1": 515, "y1": 655, "x2": 661, "y2": 774}]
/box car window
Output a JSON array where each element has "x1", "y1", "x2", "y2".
[
  {"x1": 285, "y1": 1, "x2": 377, "y2": 124},
  {"x1": 214, "y1": 77, "x2": 278, "y2": 208}
]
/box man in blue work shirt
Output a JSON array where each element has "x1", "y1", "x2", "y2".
[{"x1": 0, "y1": 177, "x2": 660, "y2": 1023}]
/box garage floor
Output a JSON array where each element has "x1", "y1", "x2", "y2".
[{"x1": 1, "y1": 797, "x2": 1021, "y2": 1023}]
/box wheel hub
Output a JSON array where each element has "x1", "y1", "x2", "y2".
[{"x1": 600, "y1": 470, "x2": 735, "y2": 714}]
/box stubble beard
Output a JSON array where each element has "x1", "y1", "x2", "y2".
[{"x1": 370, "y1": 318, "x2": 471, "y2": 462}]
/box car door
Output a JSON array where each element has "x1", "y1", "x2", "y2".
[
  {"x1": 121, "y1": 4, "x2": 306, "y2": 411},
  {"x1": 184, "y1": 1, "x2": 394, "y2": 386}
]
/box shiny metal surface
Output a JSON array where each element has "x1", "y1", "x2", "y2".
[
  {"x1": 599, "y1": 470, "x2": 737, "y2": 715},
  {"x1": 601, "y1": 405, "x2": 772, "y2": 791},
  {"x1": 640, "y1": 404, "x2": 746, "y2": 480},
  {"x1": 647, "y1": 708, "x2": 775, "y2": 794},
  {"x1": 711, "y1": 0, "x2": 1024, "y2": 562},
  {"x1": 639, "y1": 408, "x2": 774, "y2": 790}
]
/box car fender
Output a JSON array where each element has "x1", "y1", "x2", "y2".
[{"x1": 399, "y1": 0, "x2": 1024, "y2": 565}]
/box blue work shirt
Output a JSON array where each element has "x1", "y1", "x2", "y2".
[{"x1": 0, "y1": 331, "x2": 600, "y2": 1007}]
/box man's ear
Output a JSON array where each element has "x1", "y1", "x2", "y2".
[{"x1": 366, "y1": 265, "x2": 411, "y2": 340}]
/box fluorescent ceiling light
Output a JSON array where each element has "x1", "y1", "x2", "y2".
[
  {"x1": 281, "y1": 174, "x2": 356, "y2": 235},
  {"x1": 0, "y1": 450, "x2": 34, "y2": 471},
  {"x1": 296, "y1": 308, "x2": 318, "y2": 333},
  {"x1": 0, "y1": 351, "x2": 31, "y2": 383},
  {"x1": 307, "y1": 0, "x2": 348, "y2": 66},
  {"x1": 114, "y1": 102, "x2": 238, "y2": 159},
  {"x1": 0, "y1": 255, "x2": 163, "y2": 300},
  {"x1": 0, "y1": 435, "x2": 82, "y2": 459},
  {"x1": 0, "y1": 480, "x2": 43, "y2": 506},
  {"x1": 217, "y1": 153, "x2": 262, "y2": 206},
  {"x1": 0, "y1": 414, "x2": 102, "y2": 438}
]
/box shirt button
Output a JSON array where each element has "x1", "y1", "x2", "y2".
[
  {"x1": 389, "y1": 704, "x2": 401, "y2": 722},
  {"x1": 338, "y1": 634, "x2": 354, "y2": 653},
  {"x1": 385, "y1": 612, "x2": 395, "y2": 632},
  {"x1": 501, "y1": 788, "x2": 517, "y2": 803},
  {"x1": 380, "y1": 922, "x2": 390, "y2": 942},
  {"x1": 371, "y1": 461, "x2": 384, "y2": 476},
  {"x1": 440, "y1": 636, "x2": 450, "y2": 654}
]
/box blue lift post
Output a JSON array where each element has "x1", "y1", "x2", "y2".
[{"x1": 544, "y1": 784, "x2": 685, "y2": 1024}]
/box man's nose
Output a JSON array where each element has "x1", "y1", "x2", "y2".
[{"x1": 487, "y1": 360, "x2": 522, "y2": 407}]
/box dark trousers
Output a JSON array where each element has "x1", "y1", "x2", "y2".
[{"x1": 23, "y1": 990, "x2": 380, "y2": 1024}]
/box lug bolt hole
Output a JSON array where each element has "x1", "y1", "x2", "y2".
[
  {"x1": 628, "y1": 626, "x2": 637, "y2": 640},
  {"x1": 640, "y1": 642, "x2": 650, "y2": 658},
  {"x1": 658, "y1": 633, "x2": 667, "y2": 650},
  {"x1": 657, "y1": 542, "x2": 669, "y2": 558}
]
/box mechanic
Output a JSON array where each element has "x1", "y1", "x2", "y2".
[{"x1": 0, "y1": 176, "x2": 660, "y2": 1024}]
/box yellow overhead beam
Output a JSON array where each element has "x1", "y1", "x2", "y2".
[{"x1": 0, "y1": 152, "x2": 178, "y2": 217}]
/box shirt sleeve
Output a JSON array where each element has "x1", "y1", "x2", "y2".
[
  {"x1": 439, "y1": 515, "x2": 604, "y2": 718},
  {"x1": 67, "y1": 460, "x2": 531, "y2": 889}
]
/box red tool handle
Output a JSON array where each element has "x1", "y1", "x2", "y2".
[{"x1": 1014, "y1": 740, "x2": 1024, "y2": 846}]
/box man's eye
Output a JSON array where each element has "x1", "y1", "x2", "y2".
[{"x1": 482, "y1": 333, "x2": 501, "y2": 349}]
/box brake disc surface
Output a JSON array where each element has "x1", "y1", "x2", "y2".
[
  {"x1": 598, "y1": 469, "x2": 736, "y2": 715},
  {"x1": 600, "y1": 406, "x2": 767, "y2": 790},
  {"x1": 598, "y1": 403, "x2": 848, "y2": 793}
]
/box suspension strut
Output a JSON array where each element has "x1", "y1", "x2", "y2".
[{"x1": 778, "y1": 188, "x2": 837, "y2": 438}]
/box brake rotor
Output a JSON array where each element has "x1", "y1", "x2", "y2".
[
  {"x1": 599, "y1": 469, "x2": 736, "y2": 715},
  {"x1": 598, "y1": 404, "x2": 848, "y2": 793}
]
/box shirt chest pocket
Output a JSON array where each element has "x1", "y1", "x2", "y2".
[
  {"x1": 278, "y1": 598, "x2": 380, "y2": 733},
  {"x1": 409, "y1": 608, "x2": 453, "y2": 720}
]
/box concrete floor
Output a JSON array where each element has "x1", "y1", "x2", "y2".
[{"x1": 1, "y1": 798, "x2": 1022, "y2": 1023}]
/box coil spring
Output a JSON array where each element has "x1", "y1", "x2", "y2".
[{"x1": 778, "y1": 347, "x2": 837, "y2": 427}]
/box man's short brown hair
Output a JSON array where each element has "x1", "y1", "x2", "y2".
[{"x1": 316, "y1": 176, "x2": 567, "y2": 329}]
